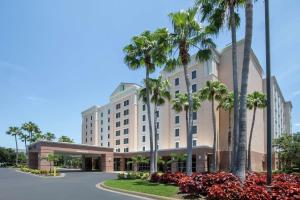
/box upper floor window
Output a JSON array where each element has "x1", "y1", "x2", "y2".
[
  {"x1": 107, "y1": 126, "x2": 110, "y2": 131},
  {"x1": 90, "y1": 137, "x2": 93, "y2": 142},
  {"x1": 142, "y1": 125, "x2": 146, "y2": 132},
  {"x1": 116, "y1": 140, "x2": 120, "y2": 145},
  {"x1": 193, "y1": 112, "x2": 197, "y2": 120},
  {"x1": 91, "y1": 116, "x2": 93, "y2": 120},
  {"x1": 175, "y1": 142, "x2": 180, "y2": 149},
  {"x1": 101, "y1": 112, "x2": 103, "y2": 117},
  {"x1": 124, "y1": 109, "x2": 129, "y2": 116},
  {"x1": 155, "y1": 111, "x2": 159, "y2": 118},
  {"x1": 142, "y1": 115, "x2": 146, "y2": 121},
  {"x1": 192, "y1": 70, "x2": 197, "y2": 79},
  {"x1": 142, "y1": 146, "x2": 146, "y2": 151},
  {"x1": 116, "y1": 121, "x2": 120, "y2": 127},
  {"x1": 108, "y1": 109, "x2": 110, "y2": 114},
  {"x1": 192, "y1": 139, "x2": 197, "y2": 147},
  {"x1": 108, "y1": 134, "x2": 110, "y2": 139},
  {"x1": 192, "y1": 84, "x2": 197, "y2": 93},
  {"x1": 115, "y1": 130, "x2": 120, "y2": 136},
  {"x1": 175, "y1": 128, "x2": 180, "y2": 137},
  {"x1": 101, "y1": 128, "x2": 103, "y2": 133},
  {"x1": 124, "y1": 119, "x2": 129, "y2": 125},
  {"x1": 124, "y1": 100, "x2": 129, "y2": 106},
  {"x1": 124, "y1": 128, "x2": 129, "y2": 135},
  {"x1": 192, "y1": 125, "x2": 197, "y2": 134},
  {"x1": 90, "y1": 130, "x2": 93, "y2": 134},
  {"x1": 116, "y1": 103, "x2": 121, "y2": 110},
  {"x1": 124, "y1": 147, "x2": 129, "y2": 153},
  {"x1": 156, "y1": 122, "x2": 159, "y2": 129},
  {"x1": 142, "y1": 135, "x2": 146, "y2": 142},
  {"x1": 108, "y1": 118, "x2": 110, "y2": 122},
  {"x1": 108, "y1": 142, "x2": 110, "y2": 147},
  {"x1": 124, "y1": 138, "x2": 129, "y2": 144},
  {"x1": 116, "y1": 112, "x2": 121, "y2": 119},
  {"x1": 175, "y1": 116, "x2": 180, "y2": 124},
  {"x1": 142, "y1": 104, "x2": 146, "y2": 111},
  {"x1": 86, "y1": 117, "x2": 87, "y2": 122},
  {"x1": 100, "y1": 120, "x2": 103, "y2": 125},
  {"x1": 175, "y1": 78, "x2": 179, "y2": 86},
  {"x1": 175, "y1": 90, "x2": 179, "y2": 97}
]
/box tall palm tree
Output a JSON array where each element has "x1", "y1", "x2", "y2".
[
  {"x1": 217, "y1": 91, "x2": 234, "y2": 170},
  {"x1": 236, "y1": 0, "x2": 254, "y2": 180},
  {"x1": 196, "y1": 0, "x2": 245, "y2": 173},
  {"x1": 124, "y1": 28, "x2": 170, "y2": 174},
  {"x1": 6, "y1": 126, "x2": 22, "y2": 165},
  {"x1": 246, "y1": 91, "x2": 266, "y2": 171},
  {"x1": 172, "y1": 92, "x2": 202, "y2": 144},
  {"x1": 19, "y1": 132, "x2": 30, "y2": 155},
  {"x1": 58, "y1": 135, "x2": 74, "y2": 143},
  {"x1": 198, "y1": 80, "x2": 228, "y2": 172},
  {"x1": 166, "y1": 8, "x2": 215, "y2": 175},
  {"x1": 139, "y1": 76, "x2": 171, "y2": 172},
  {"x1": 44, "y1": 132, "x2": 56, "y2": 141},
  {"x1": 21, "y1": 121, "x2": 40, "y2": 144},
  {"x1": 127, "y1": 155, "x2": 150, "y2": 172}
]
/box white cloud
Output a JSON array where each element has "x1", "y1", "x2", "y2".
[{"x1": 295, "y1": 123, "x2": 300, "y2": 126}]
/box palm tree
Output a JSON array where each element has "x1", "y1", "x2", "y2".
[
  {"x1": 246, "y1": 91, "x2": 266, "y2": 171},
  {"x1": 58, "y1": 135, "x2": 74, "y2": 143},
  {"x1": 217, "y1": 91, "x2": 234, "y2": 170},
  {"x1": 170, "y1": 153, "x2": 188, "y2": 172},
  {"x1": 21, "y1": 121, "x2": 40, "y2": 144},
  {"x1": 42, "y1": 153, "x2": 59, "y2": 172},
  {"x1": 124, "y1": 28, "x2": 170, "y2": 174},
  {"x1": 166, "y1": 7, "x2": 215, "y2": 175},
  {"x1": 139, "y1": 76, "x2": 171, "y2": 172},
  {"x1": 196, "y1": 0, "x2": 245, "y2": 173},
  {"x1": 44, "y1": 132, "x2": 56, "y2": 141},
  {"x1": 198, "y1": 80, "x2": 228, "y2": 172},
  {"x1": 19, "y1": 132, "x2": 30, "y2": 155},
  {"x1": 172, "y1": 93, "x2": 202, "y2": 145},
  {"x1": 127, "y1": 155, "x2": 150, "y2": 172},
  {"x1": 236, "y1": 0, "x2": 254, "y2": 180},
  {"x1": 6, "y1": 126, "x2": 22, "y2": 165}
]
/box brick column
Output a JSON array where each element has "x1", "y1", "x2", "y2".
[
  {"x1": 38, "y1": 151, "x2": 53, "y2": 171},
  {"x1": 120, "y1": 157, "x2": 125, "y2": 171},
  {"x1": 101, "y1": 153, "x2": 114, "y2": 172},
  {"x1": 171, "y1": 162, "x2": 177, "y2": 173},
  {"x1": 196, "y1": 153, "x2": 207, "y2": 172},
  {"x1": 82, "y1": 155, "x2": 86, "y2": 171}
]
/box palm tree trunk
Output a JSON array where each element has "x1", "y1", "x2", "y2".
[
  {"x1": 228, "y1": 110, "x2": 232, "y2": 171},
  {"x1": 247, "y1": 106, "x2": 257, "y2": 171},
  {"x1": 15, "y1": 135, "x2": 19, "y2": 166},
  {"x1": 236, "y1": 0, "x2": 253, "y2": 181},
  {"x1": 230, "y1": 3, "x2": 239, "y2": 173},
  {"x1": 145, "y1": 67, "x2": 155, "y2": 174},
  {"x1": 211, "y1": 97, "x2": 217, "y2": 172},
  {"x1": 183, "y1": 63, "x2": 193, "y2": 176},
  {"x1": 153, "y1": 104, "x2": 158, "y2": 172}
]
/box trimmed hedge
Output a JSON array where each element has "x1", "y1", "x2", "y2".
[{"x1": 20, "y1": 167, "x2": 60, "y2": 176}]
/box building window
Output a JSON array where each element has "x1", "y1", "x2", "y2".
[
  {"x1": 91, "y1": 123, "x2": 93, "y2": 127},
  {"x1": 101, "y1": 135, "x2": 103, "y2": 140},
  {"x1": 175, "y1": 78, "x2": 179, "y2": 86},
  {"x1": 101, "y1": 112, "x2": 103, "y2": 117},
  {"x1": 192, "y1": 84, "x2": 197, "y2": 93},
  {"x1": 115, "y1": 148, "x2": 120, "y2": 152},
  {"x1": 124, "y1": 147, "x2": 129, "y2": 153},
  {"x1": 155, "y1": 111, "x2": 159, "y2": 118},
  {"x1": 175, "y1": 90, "x2": 179, "y2": 97},
  {"x1": 101, "y1": 128, "x2": 103, "y2": 133},
  {"x1": 85, "y1": 131, "x2": 87, "y2": 135},
  {"x1": 116, "y1": 121, "x2": 120, "y2": 127},
  {"x1": 115, "y1": 130, "x2": 120, "y2": 136},
  {"x1": 142, "y1": 135, "x2": 146, "y2": 142},
  {"x1": 142, "y1": 125, "x2": 146, "y2": 132},
  {"x1": 108, "y1": 134, "x2": 110, "y2": 139},
  {"x1": 142, "y1": 146, "x2": 146, "y2": 151},
  {"x1": 116, "y1": 112, "x2": 121, "y2": 119},
  {"x1": 108, "y1": 142, "x2": 110, "y2": 147},
  {"x1": 116, "y1": 103, "x2": 121, "y2": 110},
  {"x1": 124, "y1": 100, "x2": 129, "y2": 106},
  {"x1": 175, "y1": 116, "x2": 180, "y2": 124},
  {"x1": 124, "y1": 138, "x2": 129, "y2": 144},
  {"x1": 101, "y1": 143, "x2": 103, "y2": 147},
  {"x1": 108, "y1": 126, "x2": 110, "y2": 130},
  {"x1": 116, "y1": 140, "x2": 120, "y2": 145},
  {"x1": 101, "y1": 120, "x2": 103, "y2": 125},
  {"x1": 108, "y1": 117, "x2": 110, "y2": 122},
  {"x1": 124, "y1": 128, "x2": 129, "y2": 135},
  {"x1": 192, "y1": 70, "x2": 197, "y2": 79},
  {"x1": 193, "y1": 112, "x2": 197, "y2": 120},
  {"x1": 86, "y1": 125, "x2": 87, "y2": 129},
  {"x1": 192, "y1": 125, "x2": 197, "y2": 134},
  {"x1": 175, "y1": 128, "x2": 180, "y2": 137},
  {"x1": 108, "y1": 109, "x2": 110, "y2": 114},
  {"x1": 90, "y1": 130, "x2": 93, "y2": 134},
  {"x1": 156, "y1": 122, "x2": 159, "y2": 129},
  {"x1": 143, "y1": 104, "x2": 146, "y2": 111},
  {"x1": 156, "y1": 134, "x2": 159, "y2": 140},
  {"x1": 193, "y1": 140, "x2": 197, "y2": 147},
  {"x1": 91, "y1": 116, "x2": 93, "y2": 120},
  {"x1": 85, "y1": 138, "x2": 87, "y2": 143},
  {"x1": 175, "y1": 142, "x2": 180, "y2": 149},
  {"x1": 90, "y1": 137, "x2": 92, "y2": 142},
  {"x1": 124, "y1": 119, "x2": 129, "y2": 125},
  {"x1": 124, "y1": 109, "x2": 129, "y2": 116},
  {"x1": 142, "y1": 115, "x2": 146, "y2": 121},
  {"x1": 86, "y1": 117, "x2": 87, "y2": 122}
]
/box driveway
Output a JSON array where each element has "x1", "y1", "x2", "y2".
[{"x1": 0, "y1": 168, "x2": 143, "y2": 200}]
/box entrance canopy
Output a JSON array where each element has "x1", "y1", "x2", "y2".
[{"x1": 28, "y1": 141, "x2": 114, "y2": 171}]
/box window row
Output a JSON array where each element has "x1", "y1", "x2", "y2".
[
  {"x1": 115, "y1": 119, "x2": 129, "y2": 127},
  {"x1": 115, "y1": 138, "x2": 129, "y2": 145},
  {"x1": 174, "y1": 70, "x2": 197, "y2": 86},
  {"x1": 115, "y1": 128, "x2": 129, "y2": 136},
  {"x1": 175, "y1": 140, "x2": 197, "y2": 148},
  {"x1": 116, "y1": 99, "x2": 130, "y2": 110}
]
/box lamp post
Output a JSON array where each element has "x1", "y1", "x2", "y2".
[{"x1": 265, "y1": 0, "x2": 272, "y2": 185}]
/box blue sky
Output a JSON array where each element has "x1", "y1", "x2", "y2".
[{"x1": 1, "y1": 0, "x2": 299, "y2": 148}]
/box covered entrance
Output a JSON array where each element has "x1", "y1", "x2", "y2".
[{"x1": 28, "y1": 141, "x2": 114, "y2": 172}]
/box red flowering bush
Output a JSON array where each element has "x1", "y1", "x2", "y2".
[
  {"x1": 149, "y1": 172, "x2": 160, "y2": 183},
  {"x1": 240, "y1": 185, "x2": 271, "y2": 200},
  {"x1": 160, "y1": 172, "x2": 186, "y2": 185},
  {"x1": 207, "y1": 181, "x2": 243, "y2": 200},
  {"x1": 245, "y1": 172, "x2": 267, "y2": 186},
  {"x1": 271, "y1": 181, "x2": 300, "y2": 200}
]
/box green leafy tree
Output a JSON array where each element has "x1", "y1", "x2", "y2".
[
  {"x1": 273, "y1": 132, "x2": 300, "y2": 171},
  {"x1": 21, "y1": 122, "x2": 40, "y2": 144},
  {"x1": 169, "y1": 153, "x2": 187, "y2": 172},
  {"x1": 139, "y1": 76, "x2": 171, "y2": 172},
  {"x1": 172, "y1": 93, "x2": 202, "y2": 147},
  {"x1": 218, "y1": 91, "x2": 234, "y2": 169},
  {"x1": 44, "y1": 132, "x2": 56, "y2": 141},
  {"x1": 127, "y1": 155, "x2": 150, "y2": 172},
  {"x1": 124, "y1": 28, "x2": 170, "y2": 174},
  {"x1": 246, "y1": 91, "x2": 266, "y2": 171},
  {"x1": 166, "y1": 7, "x2": 215, "y2": 175},
  {"x1": 42, "y1": 153, "x2": 59, "y2": 172},
  {"x1": 6, "y1": 127, "x2": 22, "y2": 165},
  {"x1": 58, "y1": 136, "x2": 74, "y2": 143},
  {"x1": 19, "y1": 132, "x2": 30, "y2": 154},
  {"x1": 196, "y1": 0, "x2": 245, "y2": 173},
  {"x1": 198, "y1": 80, "x2": 227, "y2": 172},
  {"x1": 236, "y1": 0, "x2": 254, "y2": 180}
]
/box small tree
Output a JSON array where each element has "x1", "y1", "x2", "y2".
[
  {"x1": 127, "y1": 155, "x2": 149, "y2": 172},
  {"x1": 58, "y1": 136, "x2": 74, "y2": 143},
  {"x1": 44, "y1": 132, "x2": 56, "y2": 141},
  {"x1": 42, "y1": 153, "x2": 59, "y2": 172}
]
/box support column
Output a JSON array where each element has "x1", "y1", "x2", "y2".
[
  {"x1": 120, "y1": 157, "x2": 125, "y2": 171},
  {"x1": 171, "y1": 162, "x2": 177, "y2": 173},
  {"x1": 196, "y1": 153, "x2": 207, "y2": 172},
  {"x1": 82, "y1": 155, "x2": 86, "y2": 171},
  {"x1": 28, "y1": 152, "x2": 38, "y2": 169},
  {"x1": 101, "y1": 153, "x2": 114, "y2": 172},
  {"x1": 38, "y1": 151, "x2": 53, "y2": 171}
]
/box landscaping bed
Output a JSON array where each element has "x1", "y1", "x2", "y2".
[{"x1": 20, "y1": 167, "x2": 61, "y2": 177}]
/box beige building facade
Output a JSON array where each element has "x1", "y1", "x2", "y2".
[{"x1": 81, "y1": 40, "x2": 292, "y2": 171}]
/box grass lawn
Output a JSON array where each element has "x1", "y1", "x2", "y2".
[{"x1": 104, "y1": 179, "x2": 179, "y2": 197}]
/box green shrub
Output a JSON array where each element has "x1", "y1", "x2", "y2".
[
  {"x1": 126, "y1": 172, "x2": 138, "y2": 179},
  {"x1": 141, "y1": 172, "x2": 150, "y2": 180},
  {"x1": 117, "y1": 173, "x2": 126, "y2": 179}
]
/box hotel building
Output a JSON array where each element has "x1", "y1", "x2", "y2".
[{"x1": 81, "y1": 40, "x2": 292, "y2": 172}]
